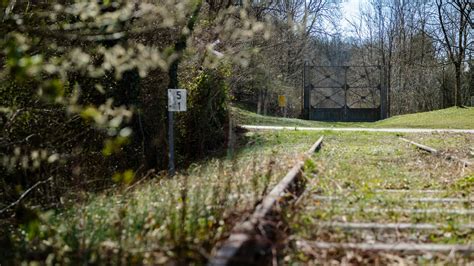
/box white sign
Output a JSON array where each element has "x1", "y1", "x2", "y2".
[{"x1": 168, "y1": 89, "x2": 187, "y2": 112}]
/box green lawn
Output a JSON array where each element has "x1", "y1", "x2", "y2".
[
  {"x1": 375, "y1": 107, "x2": 474, "y2": 129},
  {"x1": 233, "y1": 106, "x2": 474, "y2": 129}
]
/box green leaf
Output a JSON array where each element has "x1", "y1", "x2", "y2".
[
  {"x1": 122, "y1": 170, "x2": 134, "y2": 184},
  {"x1": 41, "y1": 79, "x2": 64, "y2": 101},
  {"x1": 81, "y1": 106, "x2": 100, "y2": 121},
  {"x1": 102, "y1": 139, "x2": 115, "y2": 156},
  {"x1": 102, "y1": 136, "x2": 130, "y2": 156},
  {"x1": 112, "y1": 170, "x2": 135, "y2": 185},
  {"x1": 112, "y1": 172, "x2": 122, "y2": 183}
]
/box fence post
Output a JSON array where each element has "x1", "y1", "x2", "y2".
[
  {"x1": 343, "y1": 66, "x2": 349, "y2": 121},
  {"x1": 303, "y1": 61, "x2": 310, "y2": 119},
  {"x1": 380, "y1": 65, "x2": 388, "y2": 119}
]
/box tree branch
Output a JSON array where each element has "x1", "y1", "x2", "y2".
[{"x1": 0, "y1": 176, "x2": 53, "y2": 215}]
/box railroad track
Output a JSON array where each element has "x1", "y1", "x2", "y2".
[
  {"x1": 209, "y1": 136, "x2": 324, "y2": 265},
  {"x1": 209, "y1": 134, "x2": 473, "y2": 265},
  {"x1": 400, "y1": 137, "x2": 472, "y2": 167},
  {"x1": 293, "y1": 136, "x2": 473, "y2": 264}
]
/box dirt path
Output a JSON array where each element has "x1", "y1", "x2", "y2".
[{"x1": 242, "y1": 125, "x2": 474, "y2": 134}]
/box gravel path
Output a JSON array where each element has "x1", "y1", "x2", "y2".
[{"x1": 241, "y1": 125, "x2": 474, "y2": 134}]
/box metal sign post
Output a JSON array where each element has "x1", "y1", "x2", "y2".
[
  {"x1": 168, "y1": 111, "x2": 175, "y2": 175},
  {"x1": 278, "y1": 95, "x2": 287, "y2": 117},
  {"x1": 167, "y1": 89, "x2": 187, "y2": 176}
]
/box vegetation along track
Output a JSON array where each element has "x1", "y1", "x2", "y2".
[
  {"x1": 208, "y1": 131, "x2": 473, "y2": 265},
  {"x1": 209, "y1": 137, "x2": 324, "y2": 265},
  {"x1": 285, "y1": 132, "x2": 473, "y2": 265}
]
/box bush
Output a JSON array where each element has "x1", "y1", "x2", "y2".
[{"x1": 178, "y1": 67, "x2": 230, "y2": 163}]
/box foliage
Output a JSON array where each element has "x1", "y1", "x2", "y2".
[
  {"x1": 0, "y1": 0, "x2": 271, "y2": 204},
  {"x1": 1, "y1": 129, "x2": 317, "y2": 264},
  {"x1": 0, "y1": 1, "x2": 273, "y2": 264},
  {"x1": 178, "y1": 66, "x2": 230, "y2": 162},
  {"x1": 230, "y1": 0, "x2": 341, "y2": 117}
]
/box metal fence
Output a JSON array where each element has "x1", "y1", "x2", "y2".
[{"x1": 303, "y1": 63, "x2": 388, "y2": 122}]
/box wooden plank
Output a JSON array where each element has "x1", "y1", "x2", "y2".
[
  {"x1": 305, "y1": 206, "x2": 474, "y2": 215},
  {"x1": 374, "y1": 189, "x2": 444, "y2": 194},
  {"x1": 209, "y1": 136, "x2": 324, "y2": 266},
  {"x1": 297, "y1": 240, "x2": 474, "y2": 254},
  {"x1": 316, "y1": 221, "x2": 474, "y2": 230},
  {"x1": 312, "y1": 195, "x2": 473, "y2": 203},
  {"x1": 400, "y1": 137, "x2": 472, "y2": 167}
]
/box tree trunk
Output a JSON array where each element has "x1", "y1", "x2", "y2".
[
  {"x1": 454, "y1": 64, "x2": 461, "y2": 106},
  {"x1": 257, "y1": 89, "x2": 262, "y2": 115},
  {"x1": 263, "y1": 89, "x2": 268, "y2": 116}
]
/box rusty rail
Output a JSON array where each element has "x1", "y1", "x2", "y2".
[
  {"x1": 208, "y1": 136, "x2": 324, "y2": 266},
  {"x1": 400, "y1": 137, "x2": 472, "y2": 167}
]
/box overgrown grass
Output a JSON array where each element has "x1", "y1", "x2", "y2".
[
  {"x1": 5, "y1": 130, "x2": 473, "y2": 264},
  {"x1": 233, "y1": 106, "x2": 474, "y2": 129},
  {"x1": 232, "y1": 107, "x2": 364, "y2": 128},
  {"x1": 402, "y1": 133, "x2": 474, "y2": 163},
  {"x1": 4, "y1": 131, "x2": 319, "y2": 264},
  {"x1": 286, "y1": 131, "x2": 474, "y2": 264}
]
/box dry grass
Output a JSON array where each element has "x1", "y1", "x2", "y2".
[
  {"x1": 3, "y1": 130, "x2": 319, "y2": 264},
  {"x1": 5, "y1": 130, "x2": 473, "y2": 264}
]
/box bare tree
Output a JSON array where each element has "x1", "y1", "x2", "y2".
[
  {"x1": 231, "y1": 0, "x2": 340, "y2": 115},
  {"x1": 436, "y1": 0, "x2": 471, "y2": 106}
]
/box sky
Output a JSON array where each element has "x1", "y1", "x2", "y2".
[{"x1": 340, "y1": 0, "x2": 366, "y2": 36}]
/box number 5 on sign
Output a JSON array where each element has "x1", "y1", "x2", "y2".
[{"x1": 168, "y1": 89, "x2": 187, "y2": 112}]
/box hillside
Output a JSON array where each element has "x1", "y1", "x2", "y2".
[
  {"x1": 233, "y1": 107, "x2": 474, "y2": 129},
  {"x1": 374, "y1": 107, "x2": 474, "y2": 129}
]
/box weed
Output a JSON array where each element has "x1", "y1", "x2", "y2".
[{"x1": 286, "y1": 131, "x2": 473, "y2": 264}]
